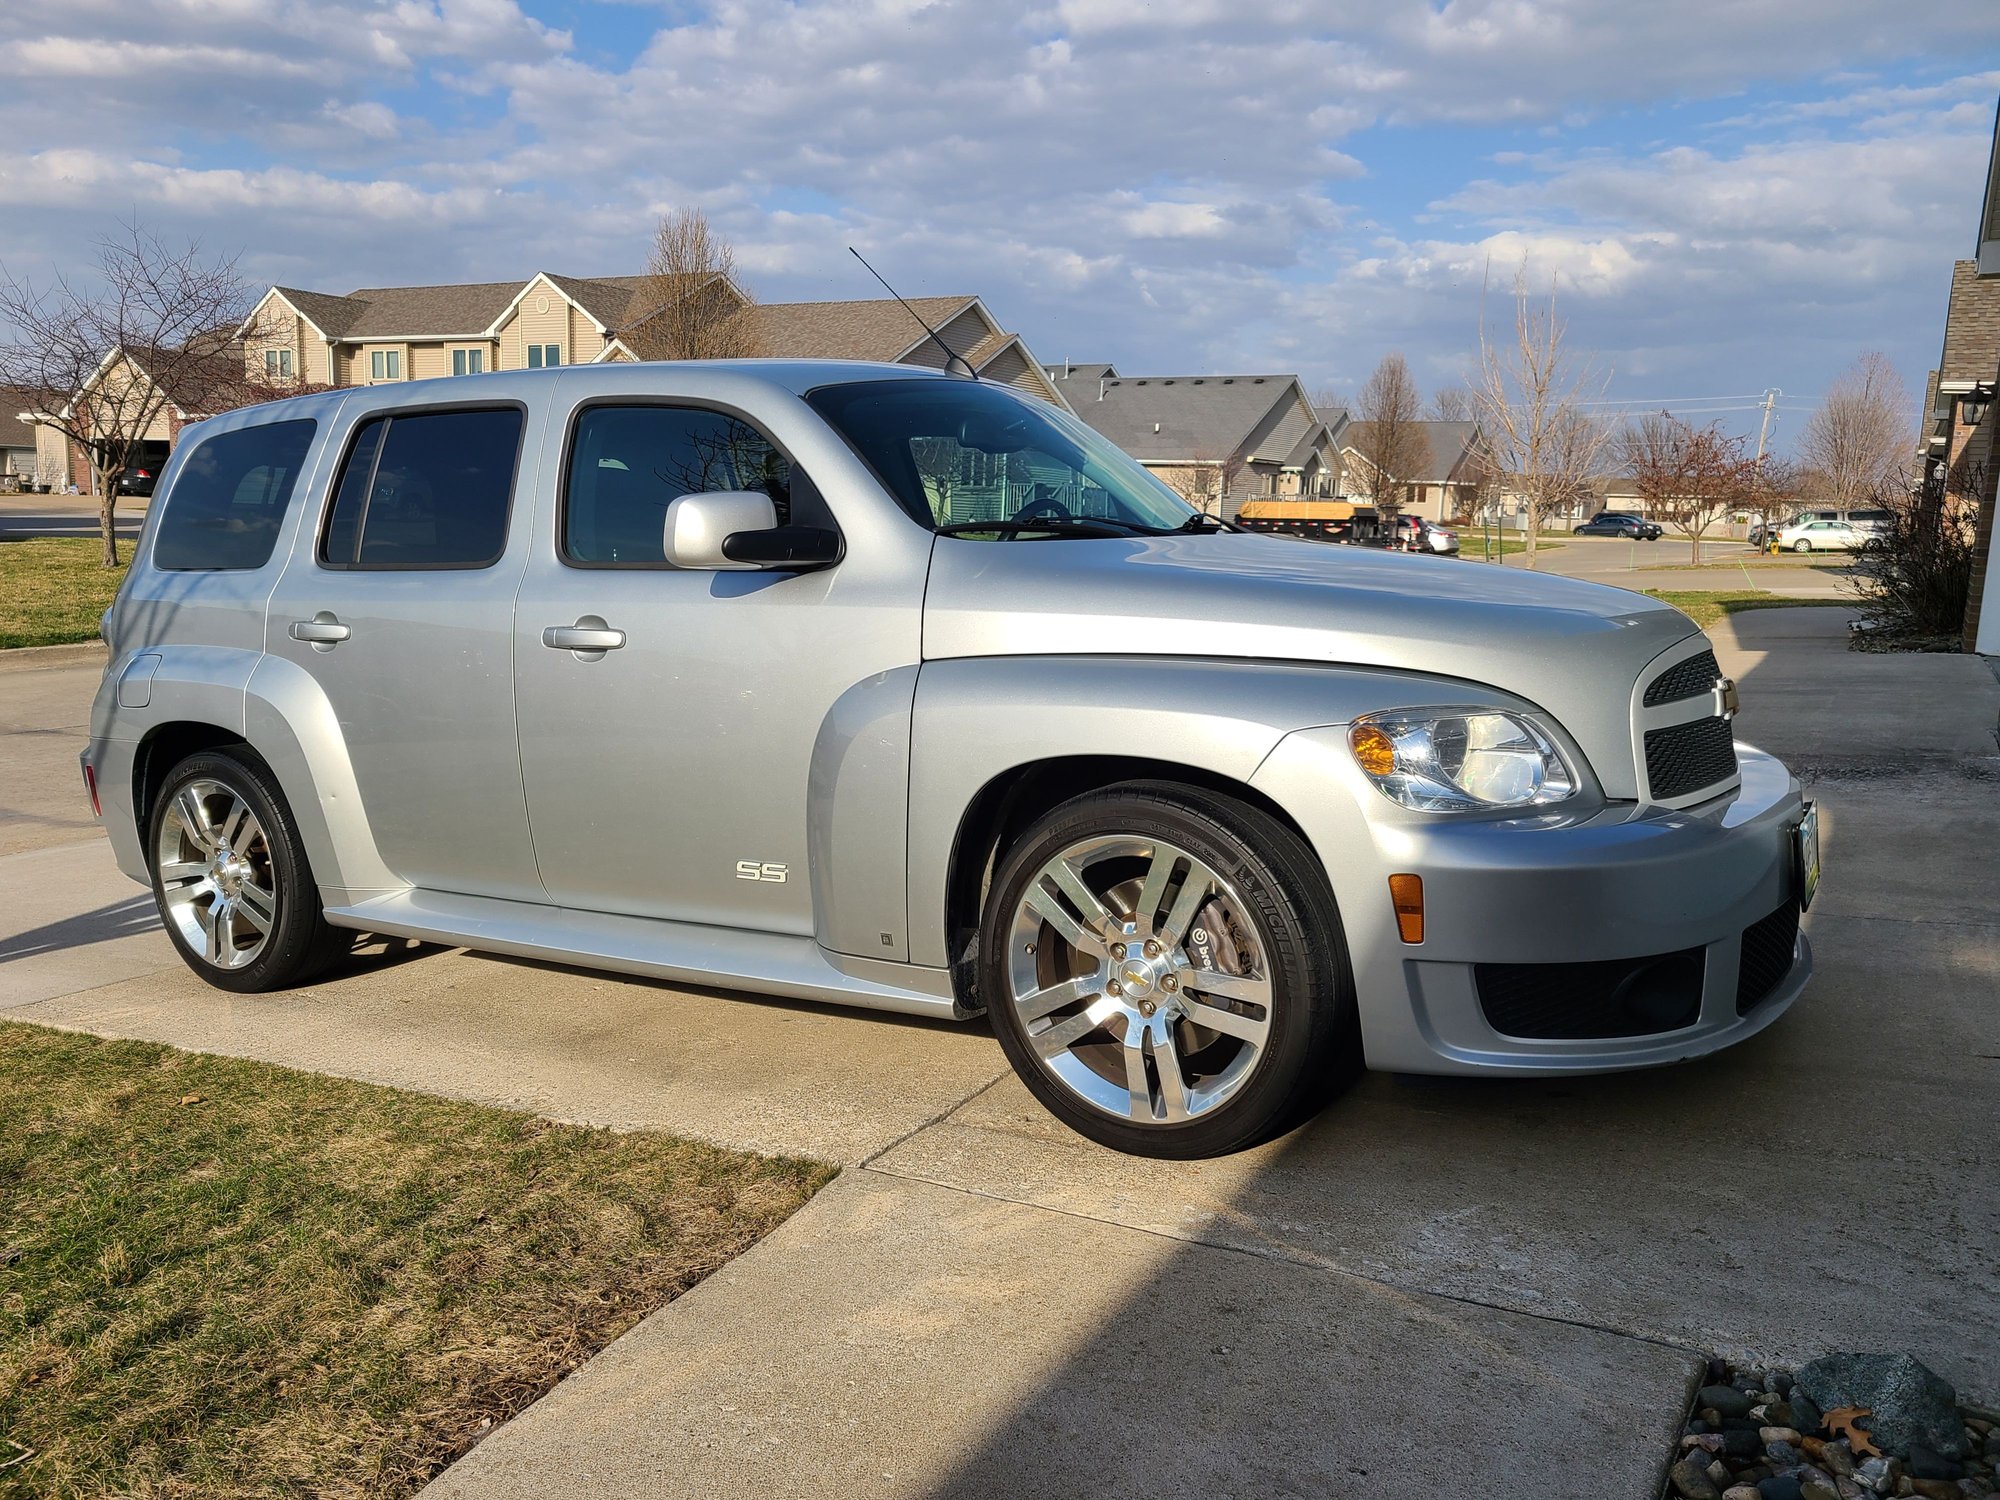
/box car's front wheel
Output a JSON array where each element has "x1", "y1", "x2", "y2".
[
  {"x1": 979, "y1": 782, "x2": 1356, "y2": 1158},
  {"x1": 148, "y1": 748, "x2": 344, "y2": 992},
  {"x1": 1792, "y1": 539, "x2": 1812, "y2": 553}
]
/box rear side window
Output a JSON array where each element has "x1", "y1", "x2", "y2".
[
  {"x1": 152, "y1": 420, "x2": 317, "y2": 572},
  {"x1": 562, "y1": 404, "x2": 812, "y2": 567},
  {"x1": 321, "y1": 406, "x2": 523, "y2": 569}
]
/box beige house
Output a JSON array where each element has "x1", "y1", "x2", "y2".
[
  {"x1": 24, "y1": 347, "x2": 248, "y2": 495},
  {"x1": 1338, "y1": 420, "x2": 1493, "y2": 522},
  {"x1": 243, "y1": 272, "x2": 1070, "y2": 406}
]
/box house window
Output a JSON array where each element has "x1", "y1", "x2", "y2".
[
  {"x1": 369, "y1": 349, "x2": 402, "y2": 381},
  {"x1": 264, "y1": 349, "x2": 294, "y2": 378},
  {"x1": 526, "y1": 344, "x2": 561, "y2": 369},
  {"x1": 452, "y1": 348, "x2": 486, "y2": 376}
]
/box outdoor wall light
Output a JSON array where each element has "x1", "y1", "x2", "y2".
[{"x1": 1961, "y1": 384, "x2": 1994, "y2": 427}]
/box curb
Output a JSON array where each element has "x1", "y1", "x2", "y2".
[{"x1": 0, "y1": 640, "x2": 109, "y2": 673}]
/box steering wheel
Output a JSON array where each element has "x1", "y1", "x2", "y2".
[{"x1": 1009, "y1": 495, "x2": 1075, "y2": 534}]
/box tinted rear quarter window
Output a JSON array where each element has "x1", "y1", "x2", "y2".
[
  {"x1": 152, "y1": 419, "x2": 317, "y2": 571},
  {"x1": 322, "y1": 406, "x2": 524, "y2": 569}
]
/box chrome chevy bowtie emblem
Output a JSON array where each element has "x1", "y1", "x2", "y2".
[{"x1": 1714, "y1": 676, "x2": 1740, "y2": 720}]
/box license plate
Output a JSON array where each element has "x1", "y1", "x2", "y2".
[{"x1": 1795, "y1": 802, "x2": 1820, "y2": 912}]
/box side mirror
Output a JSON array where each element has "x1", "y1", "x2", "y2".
[{"x1": 663, "y1": 491, "x2": 778, "y2": 570}]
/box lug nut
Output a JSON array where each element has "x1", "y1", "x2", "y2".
[
  {"x1": 1112, "y1": 943, "x2": 1127, "y2": 960},
  {"x1": 1139, "y1": 999, "x2": 1157, "y2": 1017},
  {"x1": 1106, "y1": 979, "x2": 1122, "y2": 997},
  {"x1": 1161, "y1": 974, "x2": 1179, "y2": 992},
  {"x1": 1143, "y1": 939, "x2": 1162, "y2": 958}
]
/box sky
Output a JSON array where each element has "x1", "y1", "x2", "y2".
[{"x1": 4, "y1": 0, "x2": 1999, "y2": 453}]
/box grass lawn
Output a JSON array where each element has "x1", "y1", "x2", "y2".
[
  {"x1": 0, "y1": 1022, "x2": 834, "y2": 1497},
  {"x1": 1644, "y1": 589, "x2": 1852, "y2": 629},
  {"x1": 0, "y1": 540, "x2": 127, "y2": 650},
  {"x1": 1460, "y1": 537, "x2": 1565, "y2": 559}
]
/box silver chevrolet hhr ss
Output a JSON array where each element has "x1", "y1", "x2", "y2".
[{"x1": 84, "y1": 361, "x2": 1818, "y2": 1158}]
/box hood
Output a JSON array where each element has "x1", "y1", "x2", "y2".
[{"x1": 921, "y1": 532, "x2": 1703, "y2": 801}]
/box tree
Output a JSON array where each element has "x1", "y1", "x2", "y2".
[
  {"x1": 0, "y1": 221, "x2": 284, "y2": 566},
  {"x1": 1620, "y1": 410, "x2": 1758, "y2": 565},
  {"x1": 1473, "y1": 266, "x2": 1613, "y2": 568},
  {"x1": 1798, "y1": 351, "x2": 1912, "y2": 511},
  {"x1": 1159, "y1": 450, "x2": 1239, "y2": 516},
  {"x1": 1352, "y1": 353, "x2": 1426, "y2": 520},
  {"x1": 1429, "y1": 384, "x2": 1475, "y2": 421},
  {"x1": 628, "y1": 208, "x2": 762, "y2": 361}
]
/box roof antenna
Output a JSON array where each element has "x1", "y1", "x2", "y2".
[{"x1": 848, "y1": 247, "x2": 977, "y2": 379}]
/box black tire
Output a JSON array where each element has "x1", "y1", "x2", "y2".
[
  {"x1": 979, "y1": 781, "x2": 1358, "y2": 1158},
  {"x1": 147, "y1": 748, "x2": 345, "y2": 993},
  {"x1": 1792, "y1": 539, "x2": 1811, "y2": 553}
]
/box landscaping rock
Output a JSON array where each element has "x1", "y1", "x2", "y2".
[
  {"x1": 1703, "y1": 1386, "x2": 1758, "y2": 1418},
  {"x1": 1801, "y1": 1484, "x2": 1839, "y2": 1500},
  {"x1": 1725, "y1": 1488, "x2": 1763, "y2": 1500},
  {"x1": 1912, "y1": 1482, "x2": 1964, "y2": 1500},
  {"x1": 1760, "y1": 1477, "x2": 1803, "y2": 1500},
  {"x1": 1911, "y1": 1448, "x2": 1966, "y2": 1482},
  {"x1": 1796, "y1": 1356, "x2": 1967, "y2": 1460},
  {"x1": 1855, "y1": 1455, "x2": 1902, "y2": 1493},
  {"x1": 1674, "y1": 1456, "x2": 1725, "y2": 1500}
]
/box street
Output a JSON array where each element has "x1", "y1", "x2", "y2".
[{"x1": 2, "y1": 609, "x2": 1994, "y2": 1497}]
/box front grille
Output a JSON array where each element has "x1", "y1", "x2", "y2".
[
  {"x1": 1476, "y1": 949, "x2": 1704, "y2": 1040},
  {"x1": 1644, "y1": 715, "x2": 1738, "y2": 800},
  {"x1": 1643, "y1": 649, "x2": 1721, "y2": 706},
  {"x1": 1735, "y1": 899, "x2": 1800, "y2": 1015}
]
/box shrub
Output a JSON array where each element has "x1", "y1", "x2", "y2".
[{"x1": 1844, "y1": 468, "x2": 1978, "y2": 647}]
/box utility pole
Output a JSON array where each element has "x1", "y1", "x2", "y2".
[{"x1": 1753, "y1": 388, "x2": 1780, "y2": 462}]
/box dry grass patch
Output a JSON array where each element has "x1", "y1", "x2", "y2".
[
  {"x1": 0, "y1": 1022, "x2": 834, "y2": 1497},
  {"x1": 1643, "y1": 589, "x2": 1850, "y2": 630},
  {"x1": 0, "y1": 540, "x2": 127, "y2": 650}
]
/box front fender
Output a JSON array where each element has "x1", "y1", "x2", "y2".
[{"x1": 903, "y1": 655, "x2": 1534, "y2": 968}]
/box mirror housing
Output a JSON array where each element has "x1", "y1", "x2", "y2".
[
  {"x1": 721, "y1": 524, "x2": 841, "y2": 570},
  {"x1": 662, "y1": 491, "x2": 779, "y2": 570}
]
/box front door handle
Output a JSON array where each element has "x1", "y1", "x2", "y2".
[
  {"x1": 290, "y1": 613, "x2": 351, "y2": 650},
  {"x1": 543, "y1": 619, "x2": 626, "y2": 655}
]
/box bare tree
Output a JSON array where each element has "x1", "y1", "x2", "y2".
[
  {"x1": 1352, "y1": 353, "x2": 1426, "y2": 520},
  {"x1": 1620, "y1": 410, "x2": 1757, "y2": 565},
  {"x1": 1429, "y1": 384, "x2": 1476, "y2": 422},
  {"x1": 0, "y1": 221, "x2": 281, "y2": 566},
  {"x1": 1473, "y1": 266, "x2": 1613, "y2": 568},
  {"x1": 627, "y1": 207, "x2": 762, "y2": 361},
  {"x1": 1159, "y1": 450, "x2": 1239, "y2": 516},
  {"x1": 1798, "y1": 351, "x2": 1912, "y2": 511}
]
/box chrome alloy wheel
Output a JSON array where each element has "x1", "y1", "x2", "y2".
[
  {"x1": 154, "y1": 778, "x2": 278, "y2": 970},
  {"x1": 1006, "y1": 836, "x2": 1274, "y2": 1125}
]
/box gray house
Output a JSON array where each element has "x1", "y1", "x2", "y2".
[{"x1": 1045, "y1": 363, "x2": 1347, "y2": 517}]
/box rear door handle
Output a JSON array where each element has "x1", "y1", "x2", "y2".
[
  {"x1": 290, "y1": 613, "x2": 351, "y2": 648},
  {"x1": 543, "y1": 622, "x2": 626, "y2": 653}
]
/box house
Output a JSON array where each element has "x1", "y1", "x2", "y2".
[
  {"x1": 1338, "y1": 419, "x2": 1492, "y2": 521},
  {"x1": 25, "y1": 347, "x2": 265, "y2": 495},
  {"x1": 242, "y1": 272, "x2": 1069, "y2": 406},
  {"x1": 1952, "y1": 95, "x2": 2000, "y2": 652},
  {"x1": 1045, "y1": 363, "x2": 1347, "y2": 517},
  {"x1": 2, "y1": 384, "x2": 47, "y2": 485}
]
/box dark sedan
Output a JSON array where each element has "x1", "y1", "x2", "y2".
[
  {"x1": 115, "y1": 464, "x2": 161, "y2": 497},
  {"x1": 1575, "y1": 513, "x2": 1662, "y2": 540}
]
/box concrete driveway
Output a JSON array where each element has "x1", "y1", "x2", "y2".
[{"x1": 2, "y1": 612, "x2": 1995, "y2": 1498}]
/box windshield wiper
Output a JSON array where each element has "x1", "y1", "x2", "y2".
[
  {"x1": 1173, "y1": 512, "x2": 1239, "y2": 533},
  {"x1": 933, "y1": 517, "x2": 1153, "y2": 539}
]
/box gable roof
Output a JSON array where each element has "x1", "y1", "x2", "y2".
[
  {"x1": 1940, "y1": 259, "x2": 2000, "y2": 385},
  {"x1": 335, "y1": 280, "x2": 526, "y2": 339},
  {"x1": 1344, "y1": 419, "x2": 1483, "y2": 482},
  {"x1": 746, "y1": 296, "x2": 976, "y2": 362},
  {"x1": 1043, "y1": 361, "x2": 1118, "y2": 387},
  {"x1": 1059, "y1": 373, "x2": 1308, "y2": 462},
  {"x1": 269, "y1": 286, "x2": 367, "y2": 338}
]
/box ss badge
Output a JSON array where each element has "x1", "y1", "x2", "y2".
[{"x1": 735, "y1": 860, "x2": 789, "y2": 884}]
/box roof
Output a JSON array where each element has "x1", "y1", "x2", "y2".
[
  {"x1": 746, "y1": 296, "x2": 976, "y2": 361},
  {"x1": 1939, "y1": 260, "x2": 2000, "y2": 385},
  {"x1": 1043, "y1": 362, "x2": 1119, "y2": 387},
  {"x1": 1345, "y1": 419, "x2": 1482, "y2": 481},
  {"x1": 1059, "y1": 373, "x2": 1309, "y2": 462},
  {"x1": 270, "y1": 286, "x2": 366, "y2": 338},
  {"x1": 336, "y1": 279, "x2": 527, "y2": 338}
]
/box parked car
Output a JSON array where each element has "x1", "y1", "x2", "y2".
[
  {"x1": 115, "y1": 464, "x2": 160, "y2": 496},
  {"x1": 1749, "y1": 509, "x2": 1849, "y2": 548},
  {"x1": 1774, "y1": 517, "x2": 1868, "y2": 552},
  {"x1": 85, "y1": 363, "x2": 1817, "y2": 1159},
  {"x1": 1575, "y1": 513, "x2": 1663, "y2": 540},
  {"x1": 1381, "y1": 515, "x2": 1460, "y2": 555}
]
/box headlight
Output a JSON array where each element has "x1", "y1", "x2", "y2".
[{"x1": 1347, "y1": 709, "x2": 1577, "y2": 812}]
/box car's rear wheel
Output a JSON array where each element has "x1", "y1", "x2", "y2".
[
  {"x1": 148, "y1": 748, "x2": 343, "y2": 992},
  {"x1": 979, "y1": 782, "x2": 1356, "y2": 1158},
  {"x1": 1792, "y1": 539, "x2": 1812, "y2": 553}
]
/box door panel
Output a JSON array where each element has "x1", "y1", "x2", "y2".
[
  {"x1": 265, "y1": 399, "x2": 547, "y2": 901},
  {"x1": 511, "y1": 389, "x2": 925, "y2": 940}
]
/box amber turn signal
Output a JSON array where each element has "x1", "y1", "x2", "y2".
[
  {"x1": 1388, "y1": 873, "x2": 1424, "y2": 944},
  {"x1": 1349, "y1": 722, "x2": 1397, "y2": 776}
]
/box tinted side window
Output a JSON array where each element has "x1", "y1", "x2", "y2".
[
  {"x1": 153, "y1": 420, "x2": 317, "y2": 571},
  {"x1": 563, "y1": 405, "x2": 810, "y2": 567},
  {"x1": 321, "y1": 407, "x2": 523, "y2": 569}
]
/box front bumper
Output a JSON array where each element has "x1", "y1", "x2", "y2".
[{"x1": 1253, "y1": 730, "x2": 1812, "y2": 1074}]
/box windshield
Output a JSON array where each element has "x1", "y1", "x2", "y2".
[{"x1": 805, "y1": 377, "x2": 1200, "y2": 536}]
